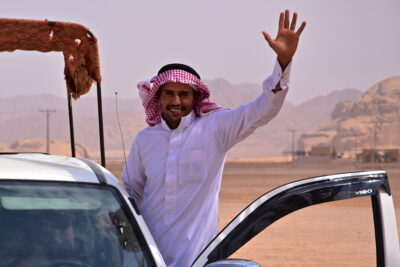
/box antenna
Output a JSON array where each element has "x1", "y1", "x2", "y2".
[{"x1": 114, "y1": 92, "x2": 130, "y2": 180}]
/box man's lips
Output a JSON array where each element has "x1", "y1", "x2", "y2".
[{"x1": 168, "y1": 106, "x2": 184, "y2": 116}]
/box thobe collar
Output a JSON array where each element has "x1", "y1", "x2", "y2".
[{"x1": 161, "y1": 110, "x2": 196, "y2": 132}]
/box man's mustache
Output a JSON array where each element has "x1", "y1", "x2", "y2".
[{"x1": 167, "y1": 105, "x2": 187, "y2": 110}]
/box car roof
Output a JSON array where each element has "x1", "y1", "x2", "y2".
[{"x1": 0, "y1": 153, "x2": 103, "y2": 183}]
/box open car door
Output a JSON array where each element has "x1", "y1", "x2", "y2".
[{"x1": 192, "y1": 170, "x2": 400, "y2": 267}]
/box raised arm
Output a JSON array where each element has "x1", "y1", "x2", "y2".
[{"x1": 212, "y1": 10, "x2": 306, "y2": 152}]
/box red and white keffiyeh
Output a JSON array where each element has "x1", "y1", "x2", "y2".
[{"x1": 138, "y1": 69, "x2": 222, "y2": 126}]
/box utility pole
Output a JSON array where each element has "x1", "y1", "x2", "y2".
[
  {"x1": 350, "y1": 128, "x2": 362, "y2": 160},
  {"x1": 288, "y1": 129, "x2": 297, "y2": 166},
  {"x1": 39, "y1": 109, "x2": 56, "y2": 154},
  {"x1": 370, "y1": 118, "x2": 390, "y2": 162},
  {"x1": 368, "y1": 120, "x2": 380, "y2": 163}
]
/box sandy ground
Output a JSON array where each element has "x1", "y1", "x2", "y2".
[{"x1": 107, "y1": 160, "x2": 400, "y2": 266}]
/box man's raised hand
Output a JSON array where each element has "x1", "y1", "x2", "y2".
[{"x1": 262, "y1": 10, "x2": 306, "y2": 69}]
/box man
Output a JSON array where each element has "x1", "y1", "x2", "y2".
[{"x1": 123, "y1": 10, "x2": 306, "y2": 267}]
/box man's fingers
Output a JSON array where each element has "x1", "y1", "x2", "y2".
[
  {"x1": 290, "y1": 12, "x2": 297, "y2": 31},
  {"x1": 278, "y1": 12, "x2": 284, "y2": 30},
  {"x1": 284, "y1": 10, "x2": 290, "y2": 29},
  {"x1": 296, "y1": 21, "x2": 307, "y2": 36},
  {"x1": 262, "y1": 31, "x2": 273, "y2": 45}
]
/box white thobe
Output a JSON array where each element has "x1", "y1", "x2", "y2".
[{"x1": 122, "y1": 61, "x2": 291, "y2": 267}]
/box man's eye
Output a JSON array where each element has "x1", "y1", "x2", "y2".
[{"x1": 179, "y1": 92, "x2": 189, "y2": 97}]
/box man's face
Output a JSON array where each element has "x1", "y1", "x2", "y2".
[{"x1": 159, "y1": 82, "x2": 195, "y2": 129}]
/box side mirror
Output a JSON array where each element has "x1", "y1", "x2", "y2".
[{"x1": 205, "y1": 259, "x2": 260, "y2": 267}]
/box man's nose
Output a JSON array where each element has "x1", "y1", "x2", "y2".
[{"x1": 171, "y1": 94, "x2": 181, "y2": 105}]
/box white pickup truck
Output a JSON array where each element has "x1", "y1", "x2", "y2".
[{"x1": 0, "y1": 153, "x2": 399, "y2": 267}]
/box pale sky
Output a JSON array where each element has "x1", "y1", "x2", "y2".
[{"x1": 0, "y1": 0, "x2": 399, "y2": 104}]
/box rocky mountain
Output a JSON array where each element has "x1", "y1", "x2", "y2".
[
  {"x1": 0, "y1": 94, "x2": 145, "y2": 158},
  {"x1": 0, "y1": 79, "x2": 362, "y2": 159},
  {"x1": 298, "y1": 76, "x2": 400, "y2": 154},
  {"x1": 223, "y1": 87, "x2": 362, "y2": 158},
  {"x1": 294, "y1": 88, "x2": 363, "y2": 131}
]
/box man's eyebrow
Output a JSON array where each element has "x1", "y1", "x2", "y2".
[{"x1": 162, "y1": 88, "x2": 192, "y2": 93}]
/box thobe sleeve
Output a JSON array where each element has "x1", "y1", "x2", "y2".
[
  {"x1": 213, "y1": 60, "x2": 291, "y2": 152},
  {"x1": 122, "y1": 137, "x2": 146, "y2": 207}
]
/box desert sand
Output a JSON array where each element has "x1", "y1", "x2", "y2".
[{"x1": 107, "y1": 160, "x2": 400, "y2": 266}]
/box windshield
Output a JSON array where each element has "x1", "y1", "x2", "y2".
[{"x1": 0, "y1": 181, "x2": 154, "y2": 267}]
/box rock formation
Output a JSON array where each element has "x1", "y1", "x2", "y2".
[{"x1": 299, "y1": 76, "x2": 400, "y2": 154}]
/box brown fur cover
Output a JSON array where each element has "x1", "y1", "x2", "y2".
[{"x1": 0, "y1": 18, "x2": 101, "y2": 99}]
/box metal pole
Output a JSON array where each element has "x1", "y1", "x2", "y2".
[
  {"x1": 96, "y1": 82, "x2": 106, "y2": 167},
  {"x1": 46, "y1": 111, "x2": 49, "y2": 153},
  {"x1": 67, "y1": 92, "x2": 76, "y2": 157}
]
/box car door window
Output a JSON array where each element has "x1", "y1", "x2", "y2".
[{"x1": 228, "y1": 197, "x2": 376, "y2": 266}]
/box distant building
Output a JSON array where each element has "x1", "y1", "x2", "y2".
[
  {"x1": 309, "y1": 146, "x2": 337, "y2": 158},
  {"x1": 384, "y1": 149, "x2": 400, "y2": 162},
  {"x1": 361, "y1": 149, "x2": 399, "y2": 163}
]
